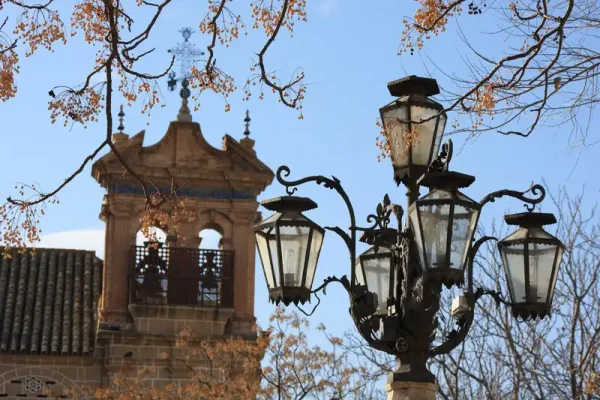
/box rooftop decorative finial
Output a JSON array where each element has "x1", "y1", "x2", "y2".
[
  {"x1": 177, "y1": 78, "x2": 192, "y2": 122},
  {"x1": 168, "y1": 27, "x2": 205, "y2": 122},
  {"x1": 243, "y1": 110, "x2": 251, "y2": 136},
  {"x1": 167, "y1": 27, "x2": 205, "y2": 93},
  {"x1": 112, "y1": 105, "x2": 129, "y2": 143},
  {"x1": 240, "y1": 109, "x2": 256, "y2": 152},
  {"x1": 117, "y1": 105, "x2": 125, "y2": 133},
  {"x1": 180, "y1": 27, "x2": 193, "y2": 42}
]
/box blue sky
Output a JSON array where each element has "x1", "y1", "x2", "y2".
[{"x1": 1, "y1": 0, "x2": 598, "y2": 352}]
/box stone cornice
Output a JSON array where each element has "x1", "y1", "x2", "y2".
[
  {"x1": 99, "y1": 174, "x2": 270, "y2": 192},
  {"x1": 107, "y1": 183, "x2": 257, "y2": 201}
]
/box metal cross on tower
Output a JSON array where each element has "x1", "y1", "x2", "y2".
[{"x1": 167, "y1": 27, "x2": 205, "y2": 98}]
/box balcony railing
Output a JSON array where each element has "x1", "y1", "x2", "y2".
[{"x1": 129, "y1": 245, "x2": 234, "y2": 308}]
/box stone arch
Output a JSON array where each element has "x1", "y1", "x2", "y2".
[
  {"x1": 195, "y1": 209, "x2": 234, "y2": 249},
  {"x1": 0, "y1": 367, "x2": 83, "y2": 398},
  {"x1": 199, "y1": 225, "x2": 223, "y2": 250},
  {"x1": 135, "y1": 226, "x2": 168, "y2": 246}
]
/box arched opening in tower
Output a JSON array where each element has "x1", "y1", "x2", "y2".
[
  {"x1": 133, "y1": 227, "x2": 168, "y2": 304},
  {"x1": 199, "y1": 226, "x2": 223, "y2": 250}
]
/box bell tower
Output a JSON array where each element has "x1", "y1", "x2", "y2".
[{"x1": 91, "y1": 104, "x2": 273, "y2": 338}]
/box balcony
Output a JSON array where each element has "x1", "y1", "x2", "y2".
[{"x1": 129, "y1": 245, "x2": 234, "y2": 308}]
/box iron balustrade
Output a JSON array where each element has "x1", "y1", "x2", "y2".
[{"x1": 129, "y1": 245, "x2": 234, "y2": 308}]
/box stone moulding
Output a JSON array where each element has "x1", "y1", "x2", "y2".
[{"x1": 108, "y1": 184, "x2": 255, "y2": 200}]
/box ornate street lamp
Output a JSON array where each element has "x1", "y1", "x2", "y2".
[
  {"x1": 254, "y1": 196, "x2": 325, "y2": 306},
  {"x1": 255, "y1": 76, "x2": 565, "y2": 396},
  {"x1": 498, "y1": 212, "x2": 564, "y2": 320}
]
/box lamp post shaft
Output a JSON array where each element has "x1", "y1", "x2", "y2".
[{"x1": 404, "y1": 174, "x2": 420, "y2": 208}]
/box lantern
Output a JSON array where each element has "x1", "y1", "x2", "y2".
[
  {"x1": 498, "y1": 212, "x2": 564, "y2": 320},
  {"x1": 379, "y1": 76, "x2": 447, "y2": 185},
  {"x1": 355, "y1": 246, "x2": 394, "y2": 315},
  {"x1": 409, "y1": 171, "x2": 481, "y2": 286},
  {"x1": 254, "y1": 196, "x2": 325, "y2": 305}
]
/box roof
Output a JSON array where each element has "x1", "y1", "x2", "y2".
[{"x1": 0, "y1": 248, "x2": 103, "y2": 355}]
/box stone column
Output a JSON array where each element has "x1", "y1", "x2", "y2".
[
  {"x1": 99, "y1": 199, "x2": 137, "y2": 323},
  {"x1": 232, "y1": 221, "x2": 253, "y2": 316},
  {"x1": 176, "y1": 220, "x2": 198, "y2": 248},
  {"x1": 385, "y1": 381, "x2": 439, "y2": 400}
]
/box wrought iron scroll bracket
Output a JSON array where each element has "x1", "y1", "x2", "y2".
[
  {"x1": 276, "y1": 166, "x2": 358, "y2": 285},
  {"x1": 474, "y1": 288, "x2": 512, "y2": 308},
  {"x1": 467, "y1": 236, "x2": 498, "y2": 293},
  {"x1": 351, "y1": 194, "x2": 394, "y2": 232},
  {"x1": 324, "y1": 226, "x2": 352, "y2": 252},
  {"x1": 479, "y1": 182, "x2": 546, "y2": 212},
  {"x1": 428, "y1": 292, "x2": 475, "y2": 357},
  {"x1": 428, "y1": 286, "x2": 512, "y2": 356},
  {"x1": 429, "y1": 235, "x2": 497, "y2": 356},
  {"x1": 349, "y1": 194, "x2": 404, "y2": 230},
  {"x1": 295, "y1": 275, "x2": 351, "y2": 317}
]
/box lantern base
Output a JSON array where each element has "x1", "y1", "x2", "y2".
[
  {"x1": 393, "y1": 165, "x2": 429, "y2": 188},
  {"x1": 269, "y1": 287, "x2": 311, "y2": 306},
  {"x1": 511, "y1": 303, "x2": 550, "y2": 321},
  {"x1": 426, "y1": 268, "x2": 464, "y2": 288}
]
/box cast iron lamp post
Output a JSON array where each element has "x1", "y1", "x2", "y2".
[{"x1": 254, "y1": 76, "x2": 565, "y2": 389}]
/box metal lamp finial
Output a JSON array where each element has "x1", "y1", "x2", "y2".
[
  {"x1": 244, "y1": 110, "x2": 251, "y2": 136},
  {"x1": 117, "y1": 105, "x2": 125, "y2": 133}
]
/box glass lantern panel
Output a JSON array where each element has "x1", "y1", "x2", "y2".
[
  {"x1": 449, "y1": 204, "x2": 479, "y2": 271},
  {"x1": 267, "y1": 235, "x2": 281, "y2": 287},
  {"x1": 278, "y1": 224, "x2": 311, "y2": 287},
  {"x1": 304, "y1": 228, "x2": 324, "y2": 290},
  {"x1": 455, "y1": 192, "x2": 478, "y2": 205},
  {"x1": 501, "y1": 244, "x2": 526, "y2": 302},
  {"x1": 355, "y1": 256, "x2": 366, "y2": 286},
  {"x1": 256, "y1": 232, "x2": 275, "y2": 289},
  {"x1": 381, "y1": 104, "x2": 409, "y2": 168},
  {"x1": 279, "y1": 211, "x2": 309, "y2": 222},
  {"x1": 409, "y1": 207, "x2": 427, "y2": 270},
  {"x1": 547, "y1": 246, "x2": 563, "y2": 305},
  {"x1": 527, "y1": 242, "x2": 558, "y2": 303},
  {"x1": 422, "y1": 189, "x2": 453, "y2": 200},
  {"x1": 431, "y1": 112, "x2": 447, "y2": 159},
  {"x1": 418, "y1": 203, "x2": 451, "y2": 269},
  {"x1": 361, "y1": 247, "x2": 392, "y2": 315},
  {"x1": 503, "y1": 227, "x2": 528, "y2": 241},
  {"x1": 409, "y1": 104, "x2": 442, "y2": 166},
  {"x1": 528, "y1": 227, "x2": 556, "y2": 240},
  {"x1": 261, "y1": 212, "x2": 282, "y2": 225}
]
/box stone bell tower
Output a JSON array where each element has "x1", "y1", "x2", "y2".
[{"x1": 90, "y1": 103, "x2": 273, "y2": 340}]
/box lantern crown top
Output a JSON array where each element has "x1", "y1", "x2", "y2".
[
  {"x1": 260, "y1": 196, "x2": 318, "y2": 213},
  {"x1": 418, "y1": 171, "x2": 476, "y2": 190},
  {"x1": 387, "y1": 75, "x2": 440, "y2": 97},
  {"x1": 504, "y1": 212, "x2": 557, "y2": 228}
]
